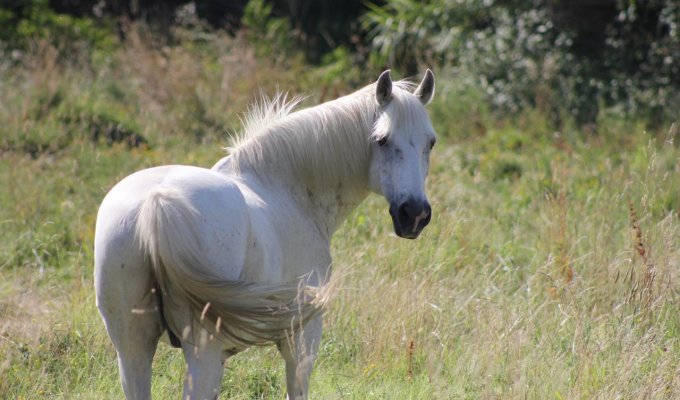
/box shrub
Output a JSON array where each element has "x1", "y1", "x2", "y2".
[
  {"x1": 362, "y1": 0, "x2": 680, "y2": 127},
  {"x1": 0, "y1": 0, "x2": 114, "y2": 57}
]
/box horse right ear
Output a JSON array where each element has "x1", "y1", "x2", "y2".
[
  {"x1": 414, "y1": 69, "x2": 435, "y2": 105},
  {"x1": 375, "y1": 70, "x2": 393, "y2": 107}
]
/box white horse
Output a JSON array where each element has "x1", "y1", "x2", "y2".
[{"x1": 94, "y1": 69, "x2": 437, "y2": 400}]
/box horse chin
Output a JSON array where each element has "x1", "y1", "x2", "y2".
[
  {"x1": 397, "y1": 230, "x2": 420, "y2": 240},
  {"x1": 391, "y1": 220, "x2": 422, "y2": 240}
]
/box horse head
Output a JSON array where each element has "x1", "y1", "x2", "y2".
[{"x1": 368, "y1": 69, "x2": 437, "y2": 239}]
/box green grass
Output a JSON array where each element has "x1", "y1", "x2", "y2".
[{"x1": 2, "y1": 32, "x2": 680, "y2": 399}]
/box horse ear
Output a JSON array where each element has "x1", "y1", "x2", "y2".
[
  {"x1": 414, "y1": 69, "x2": 435, "y2": 105},
  {"x1": 375, "y1": 70, "x2": 393, "y2": 107}
]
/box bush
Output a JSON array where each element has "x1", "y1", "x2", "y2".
[
  {"x1": 0, "y1": 0, "x2": 114, "y2": 56},
  {"x1": 241, "y1": 0, "x2": 294, "y2": 60},
  {"x1": 362, "y1": 0, "x2": 680, "y2": 127}
]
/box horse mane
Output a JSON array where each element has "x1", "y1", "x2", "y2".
[{"x1": 224, "y1": 80, "x2": 418, "y2": 185}]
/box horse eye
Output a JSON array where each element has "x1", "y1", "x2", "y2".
[{"x1": 377, "y1": 136, "x2": 388, "y2": 147}]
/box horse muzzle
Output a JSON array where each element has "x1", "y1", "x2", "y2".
[{"x1": 389, "y1": 197, "x2": 432, "y2": 239}]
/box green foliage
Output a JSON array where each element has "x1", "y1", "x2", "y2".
[
  {"x1": 0, "y1": 73, "x2": 144, "y2": 157},
  {"x1": 57, "y1": 98, "x2": 146, "y2": 148},
  {"x1": 596, "y1": 1, "x2": 680, "y2": 124},
  {"x1": 0, "y1": 0, "x2": 115, "y2": 55},
  {"x1": 362, "y1": 1, "x2": 577, "y2": 122},
  {"x1": 2, "y1": 0, "x2": 677, "y2": 128},
  {"x1": 362, "y1": 0, "x2": 680, "y2": 127},
  {"x1": 361, "y1": 0, "x2": 492, "y2": 71},
  {"x1": 313, "y1": 46, "x2": 365, "y2": 90},
  {"x1": 242, "y1": 0, "x2": 294, "y2": 60}
]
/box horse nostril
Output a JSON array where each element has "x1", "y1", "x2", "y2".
[
  {"x1": 391, "y1": 198, "x2": 431, "y2": 238},
  {"x1": 398, "y1": 202, "x2": 412, "y2": 222}
]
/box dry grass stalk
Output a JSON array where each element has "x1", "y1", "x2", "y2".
[
  {"x1": 627, "y1": 201, "x2": 657, "y2": 310},
  {"x1": 407, "y1": 339, "x2": 415, "y2": 381},
  {"x1": 546, "y1": 162, "x2": 573, "y2": 299},
  {"x1": 553, "y1": 190, "x2": 573, "y2": 284}
]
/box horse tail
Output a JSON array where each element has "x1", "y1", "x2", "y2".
[{"x1": 135, "y1": 187, "x2": 327, "y2": 347}]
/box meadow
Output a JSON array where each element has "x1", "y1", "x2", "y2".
[{"x1": 1, "y1": 30, "x2": 680, "y2": 399}]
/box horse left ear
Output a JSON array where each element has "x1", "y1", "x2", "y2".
[
  {"x1": 414, "y1": 69, "x2": 435, "y2": 105},
  {"x1": 375, "y1": 70, "x2": 393, "y2": 107}
]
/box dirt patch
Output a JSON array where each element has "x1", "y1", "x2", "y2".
[{"x1": 0, "y1": 272, "x2": 63, "y2": 373}]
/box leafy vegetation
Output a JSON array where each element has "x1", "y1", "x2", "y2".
[
  {"x1": 362, "y1": 0, "x2": 680, "y2": 125},
  {"x1": 1, "y1": 1, "x2": 679, "y2": 398},
  {"x1": 4, "y1": 1, "x2": 678, "y2": 126}
]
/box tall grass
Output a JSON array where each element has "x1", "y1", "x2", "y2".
[{"x1": 1, "y1": 28, "x2": 679, "y2": 399}]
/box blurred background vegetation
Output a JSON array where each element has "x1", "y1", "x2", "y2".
[{"x1": 1, "y1": 0, "x2": 678, "y2": 131}]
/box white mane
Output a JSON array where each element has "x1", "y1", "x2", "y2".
[
  {"x1": 226, "y1": 92, "x2": 306, "y2": 151},
  {"x1": 225, "y1": 80, "x2": 418, "y2": 185}
]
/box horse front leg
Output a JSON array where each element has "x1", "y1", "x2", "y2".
[{"x1": 278, "y1": 316, "x2": 322, "y2": 400}]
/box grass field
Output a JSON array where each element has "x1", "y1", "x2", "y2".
[{"x1": 1, "y1": 33, "x2": 680, "y2": 399}]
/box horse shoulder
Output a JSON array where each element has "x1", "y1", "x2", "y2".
[{"x1": 235, "y1": 178, "x2": 333, "y2": 284}]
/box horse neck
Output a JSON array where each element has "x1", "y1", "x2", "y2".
[{"x1": 234, "y1": 94, "x2": 376, "y2": 237}]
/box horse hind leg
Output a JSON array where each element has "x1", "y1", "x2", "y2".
[
  {"x1": 95, "y1": 249, "x2": 164, "y2": 400},
  {"x1": 115, "y1": 322, "x2": 162, "y2": 400},
  {"x1": 181, "y1": 326, "x2": 225, "y2": 400}
]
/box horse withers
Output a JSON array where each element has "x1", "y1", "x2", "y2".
[{"x1": 94, "y1": 70, "x2": 437, "y2": 399}]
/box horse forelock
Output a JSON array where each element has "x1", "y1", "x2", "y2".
[
  {"x1": 225, "y1": 79, "x2": 420, "y2": 184},
  {"x1": 371, "y1": 87, "x2": 433, "y2": 141}
]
